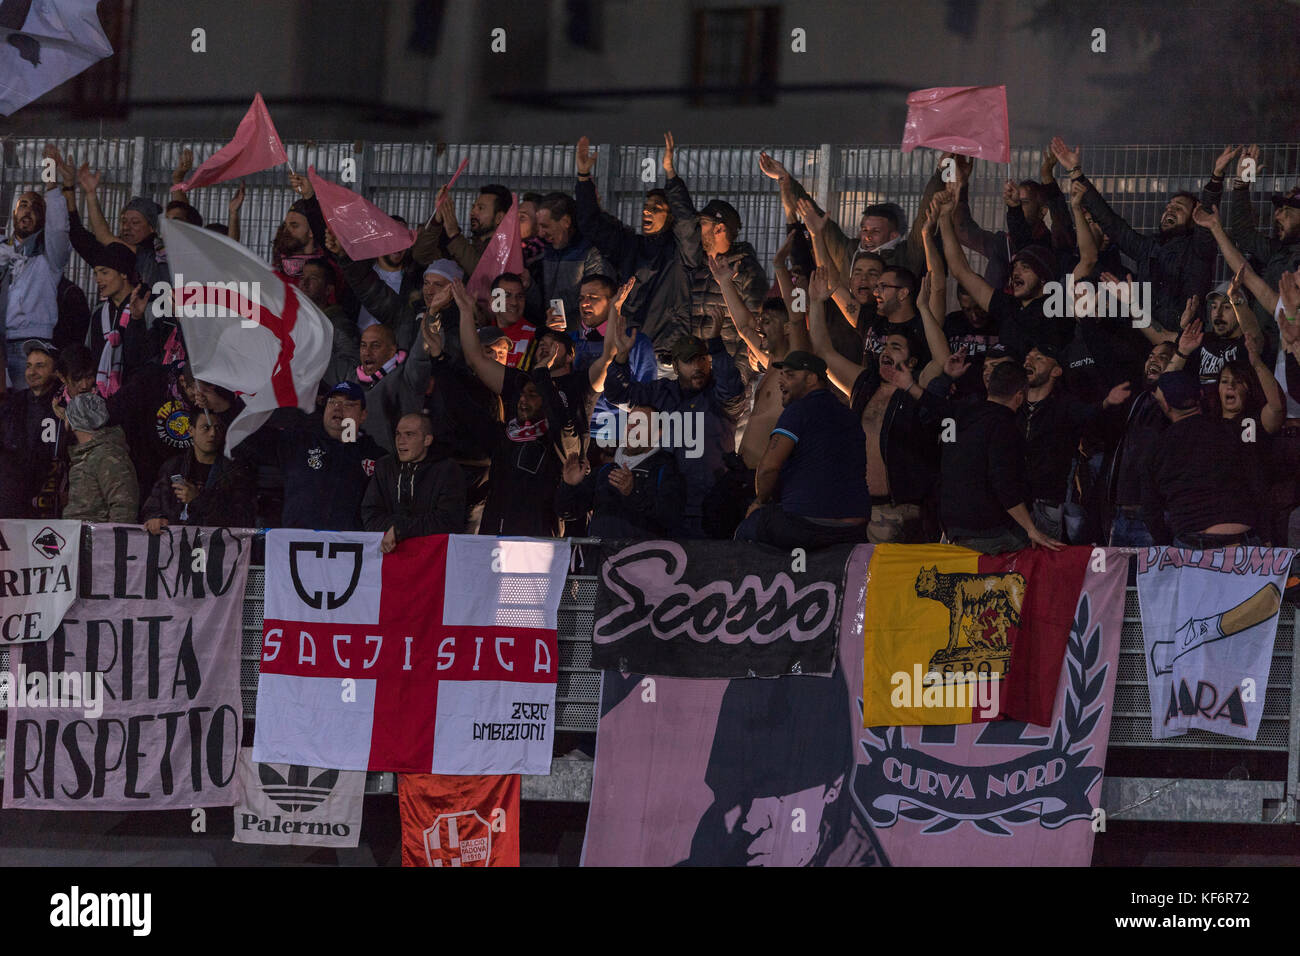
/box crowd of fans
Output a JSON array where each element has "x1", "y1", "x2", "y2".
[{"x1": 4, "y1": 135, "x2": 1300, "y2": 556}]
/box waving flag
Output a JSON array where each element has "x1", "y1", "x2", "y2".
[
  {"x1": 176, "y1": 92, "x2": 287, "y2": 192},
  {"x1": 466, "y1": 191, "x2": 524, "y2": 308},
  {"x1": 0, "y1": 0, "x2": 113, "y2": 115},
  {"x1": 253, "y1": 532, "x2": 568, "y2": 774},
  {"x1": 307, "y1": 166, "x2": 416, "y2": 260},
  {"x1": 399, "y1": 774, "x2": 520, "y2": 867},
  {"x1": 901, "y1": 85, "x2": 1010, "y2": 164},
  {"x1": 158, "y1": 218, "x2": 333, "y2": 451}
]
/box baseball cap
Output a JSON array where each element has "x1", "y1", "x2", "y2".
[
  {"x1": 424, "y1": 259, "x2": 464, "y2": 282},
  {"x1": 326, "y1": 381, "x2": 366, "y2": 407},
  {"x1": 1270, "y1": 187, "x2": 1300, "y2": 210},
  {"x1": 1027, "y1": 340, "x2": 1064, "y2": 364},
  {"x1": 671, "y1": 335, "x2": 709, "y2": 363},
  {"x1": 1156, "y1": 369, "x2": 1200, "y2": 410},
  {"x1": 22, "y1": 338, "x2": 57, "y2": 358},
  {"x1": 478, "y1": 326, "x2": 510, "y2": 347},
  {"x1": 985, "y1": 343, "x2": 1015, "y2": 361},
  {"x1": 772, "y1": 350, "x2": 828, "y2": 377},
  {"x1": 698, "y1": 199, "x2": 742, "y2": 236}
]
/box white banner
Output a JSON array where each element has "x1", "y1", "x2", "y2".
[
  {"x1": 0, "y1": 519, "x2": 80, "y2": 644},
  {"x1": 1136, "y1": 547, "x2": 1293, "y2": 741},
  {"x1": 232, "y1": 749, "x2": 364, "y2": 847}
]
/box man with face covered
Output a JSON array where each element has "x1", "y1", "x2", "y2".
[
  {"x1": 574, "y1": 134, "x2": 691, "y2": 351},
  {"x1": 1, "y1": 153, "x2": 68, "y2": 387},
  {"x1": 679, "y1": 665, "x2": 884, "y2": 867},
  {"x1": 1053, "y1": 138, "x2": 1216, "y2": 335}
]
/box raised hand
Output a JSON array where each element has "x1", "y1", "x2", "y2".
[
  {"x1": 886, "y1": 360, "x2": 915, "y2": 392},
  {"x1": 1245, "y1": 330, "x2": 1265, "y2": 364},
  {"x1": 758, "y1": 151, "x2": 789, "y2": 183},
  {"x1": 1237, "y1": 144, "x2": 1260, "y2": 183},
  {"x1": 576, "y1": 135, "x2": 596, "y2": 175},
  {"x1": 1103, "y1": 381, "x2": 1132, "y2": 408},
  {"x1": 1040, "y1": 145, "x2": 1058, "y2": 182},
  {"x1": 933, "y1": 188, "x2": 957, "y2": 220},
  {"x1": 324, "y1": 227, "x2": 342, "y2": 256},
  {"x1": 944, "y1": 347, "x2": 971, "y2": 379},
  {"x1": 614, "y1": 276, "x2": 636, "y2": 313},
  {"x1": 1213, "y1": 144, "x2": 1241, "y2": 178},
  {"x1": 449, "y1": 277, "x2": 475, "y2": 316},
  {"x1": 562, "y1": 452, "x2": 588, "y2": 486},
  {"x1": 421, "y1": 316, "x2": 444, "y2": 358},
  {"x1": 1280, "y1": 270, "x2": 1300, "y2": 319},
  {"x1": 533, "y1": 332, "x2": 559, "y2": 368},
  {"x1": 128, "y1": 283, "x2": 149, "y2": 320},
  {"x1": 172, "y1": 147, "x2": 194, "y2": 184},
  {"x1": 1227, "y1": 263, "x2": 1247, "y2": 302},
  {"x1": 545, "y1": 306, "x2": 566, "y2": 331},
  {"x1": 1178, "y1": 318, "x2": 1204, "y2": 355},
  {"x1": 1178, "y1": 294, "x2": 1200, "y2": 331},
  {"x1": 796, "y1": 197, "x2": 826, "y2": 234},
  {"x1": 808, "y1": 265, "x2": 832, "y2": 302},
  {"x1": 705, "y1": 252, "x2": 731, "y2": 282},
  {"x1": 288, "y1": 172, "x2": 313, "y2": 199},
  {"x1": 1068, "y1": 179, "x2": 1087, "y2": 208},
  {"x1": 662, "y1": 131, "x2": 676, "y2": 178},
  {"x1": 44, "y1": 144, "x2": 75, "y2": 187},
  {"x1": 439, "y1": 191, "x2": 461, "y2": 237},
  {"x1": 1100, "y1": 272, "x2": 1135, "y2": 310},
  {"x1": 608, "y1": 466, "x2": 635, "y2": 497},
  {"x1": 1192, "y1": 202, "x2": 1221, "y2": 231},
  {"x1": 76, "y1": 162, "x2": 100, "y2": 194},
  {"x1": 1002, "y1": 180, "x2": 1021, "y2": 208},
  {"x1": 1049, "y1": 137, "x2": 1080, "y2": 172},
  {"x1": 229, "y1": 182, "x2": 246, "y2": 215}
]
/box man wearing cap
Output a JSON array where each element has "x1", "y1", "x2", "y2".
[
  {"x1": 937, "y1": 193, "x2": 1074, "y2": 363},
  {"x1": 63, "y1": 391, "x2": 138, "y2": 523},
  {"x1": 1178, "y1": 281, "x2": 1247, "y2": 387},
  {"x1": 662, "y1": 137, "x2": 766, "y2": 372},
  {"x1": 604, "y1": 306, "x2": 745, "y2": 538},
  {"x1": 1146, "y1": 368, "x2": 1262, "y2": 548},
  {"x1": 1, "y1": 162, "x2": 69, "y2": 388},
  {"x1": 735, "y1": 349, "x2": 871, "y2": 549},
  {"x1": 236, "y1": 380, "x2": 384, "y2": 531},
  {"x1": 574, "y1": 134, "x2": 691, "y2": 351},
  {"x1": 1020, "y1": 343, "x2": 1131, "y2": 541},
  {"x1": 0, "y1": 340, "x2": 66, "y2": 518},
  {"x1": 1205, "y1": 147, "x2": 1300, "y2": 294}
]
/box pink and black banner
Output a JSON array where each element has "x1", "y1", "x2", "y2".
[{"x1": 582, "y1": 544, "x2": 1128, "y2": 866}]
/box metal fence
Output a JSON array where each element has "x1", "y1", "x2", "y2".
[{"x1": 4, "y1": 138, "x2": 1299, "y2": 301}]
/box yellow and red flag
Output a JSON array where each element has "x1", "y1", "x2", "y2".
[{"x1": 861, "y1": 544, "x2": 1090, "y2": 726}]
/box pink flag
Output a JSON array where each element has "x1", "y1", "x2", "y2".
[
  {"x1": 177, "y1": 92, "x2": 288, "y2": 192},
  {"x1": 901, "y1": 85, "x2": 1010, "y2": 164},
  {"x1": 466, "y1": 192, "x2": 524, "y2": 308},
  {"x1": 308, "y1": 166, "x2": 416, "y2": 260}
]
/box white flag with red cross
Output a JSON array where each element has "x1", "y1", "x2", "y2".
[
  {"x1": 159, "y1": 218, "x2": 334, "y2": 452},
  {"x1": 253, "y1": 532, "x2": 567, "y2": 774}
]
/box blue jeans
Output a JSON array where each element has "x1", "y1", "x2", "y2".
[
  {"x1": 5, "y1": 339, "x2": 26, "y2": 390},
  {"x1": 1109, "y1": 514, "x2": 1155, "y2": 548}
]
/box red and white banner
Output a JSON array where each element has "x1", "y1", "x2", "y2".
[
  {"x1": 175, "y1": 92, "x2": 287, "y2": 192},
  {"x1": 398, "y1": 773, "x2": 520, "y2": 867},
  {"x1": 253, "y1": 531, "x2": 568, "y2": 774},
  {"x1": 158, "y1": 218, "x2": 334, "y2": 452},
  {"x1": 308, "y1": 166, "x2": 416, "y2": 261}
]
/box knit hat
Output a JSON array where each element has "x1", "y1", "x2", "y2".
[
  {"x1": 124, "y1": 196, "x2": 162, "y2": 231},
  {"x1": 1011, "y1": 244, "x2": 1057, "y2": 286},
  {"x1": 90, "y1": 241, "x2": 138, "y2": 281},
  {"x1": 423, "y1": 259, "x2": 464, "y2": 283},
  {"x1": 477, "y1": 326, "x2": 509, "y2": 347},
  {"x1": 1156, "y1": 369, "x2": 1200, "y2": 411},
  {"x1": 66, "y1": 391, "x2": 109, "y2": 431}
]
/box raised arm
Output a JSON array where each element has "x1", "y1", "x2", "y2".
[
  {"x1": 453, "y1": 278, "x2": 505, "y2": 394},
  {"x1": 915, "y1": 272, "x2": 950, "y2": 386},
  {"x1": 1245, "y1": 328, "x2": 1285, "y2": 435},
  {"x1": 588, "y1": 278, "x2": 635, "y2": 392},
  {"x1": 170, "y1": 148, "x2": 193, "y2": 203},
  {"x1": 227, "y1": 182, "x2": 245, "y2": 244},
  {"x1": 76, "y1": 164, "x2": 117, "y2": 247},
  {"x1": 1193, "y1": 203, "x2": 1279, "y2": 315},
  {"x1": 806, "y1": 266, "x2": 864, "y2": 395},
  {"x1": 1069, "y1": 179, "x2": 1098, "y2": 281},
  {"x1": 1055, "y1": 139, "x2": 1154, "y2": 266},
  {"x1": 936, "y1": 190, "x2": 995, "y2": 311},
  {"x1": 707, "y1": 253, "x2": 766, "y2": 365}
]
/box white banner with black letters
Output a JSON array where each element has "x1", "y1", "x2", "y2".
[
  {"x1": 0, "y1": 519, "x2": 80, "y2": 644},
  {"x1": 232, "y1": 748, "x2": 364, "y2": 847}
]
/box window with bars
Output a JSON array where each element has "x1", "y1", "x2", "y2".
[{"x1": 690, "y1": 6, "x2": 779, "y2": 108}]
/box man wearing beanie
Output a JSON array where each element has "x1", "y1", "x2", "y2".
[
  {"x1": 57, "y1": 159, "x2": 167, "y2": 293},
  {"x1": 1146, "y1": 368, "x2": 1262, "y2": 548},
  {"x1": 937, "y1": 192, "x2": 1074, "y2": 364},
  {"x1": 64, "y1": 390, "x2": 139, "y2": 523}
]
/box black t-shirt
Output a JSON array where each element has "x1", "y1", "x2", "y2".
[
  {"x1": 1190, "y1": 334, "x2": 1246, "y2": 386},
  {"x1": 772, "y1": 387, "x2": 870, "y2": 518},
  {"x1": 988, "y1": 291, "x2": 1074, "y2": 359}
]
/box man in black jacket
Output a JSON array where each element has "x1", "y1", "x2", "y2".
[
  {"x1": 938, "y1": 362, "x2": 1064, "y2": 554},
  {"x1": 574, "y1": 134, "x2": 692, "y2": 351},
  {"x1": 362, "y1": 412, "x2": 466, "y2": 551},
  {"x1": 0, "y1": 340, "x2": 63, "y2": 518},
  {"x1": 142, "y1": 410, "x2": 255, "y2": 531},
  {"x1": 237, "y1": 381, "x2": 384, "y2": 531}
]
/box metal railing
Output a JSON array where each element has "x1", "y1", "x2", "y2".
[{"x1": 5, "y1": 138, "x2": 1297, "y2": 302}]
